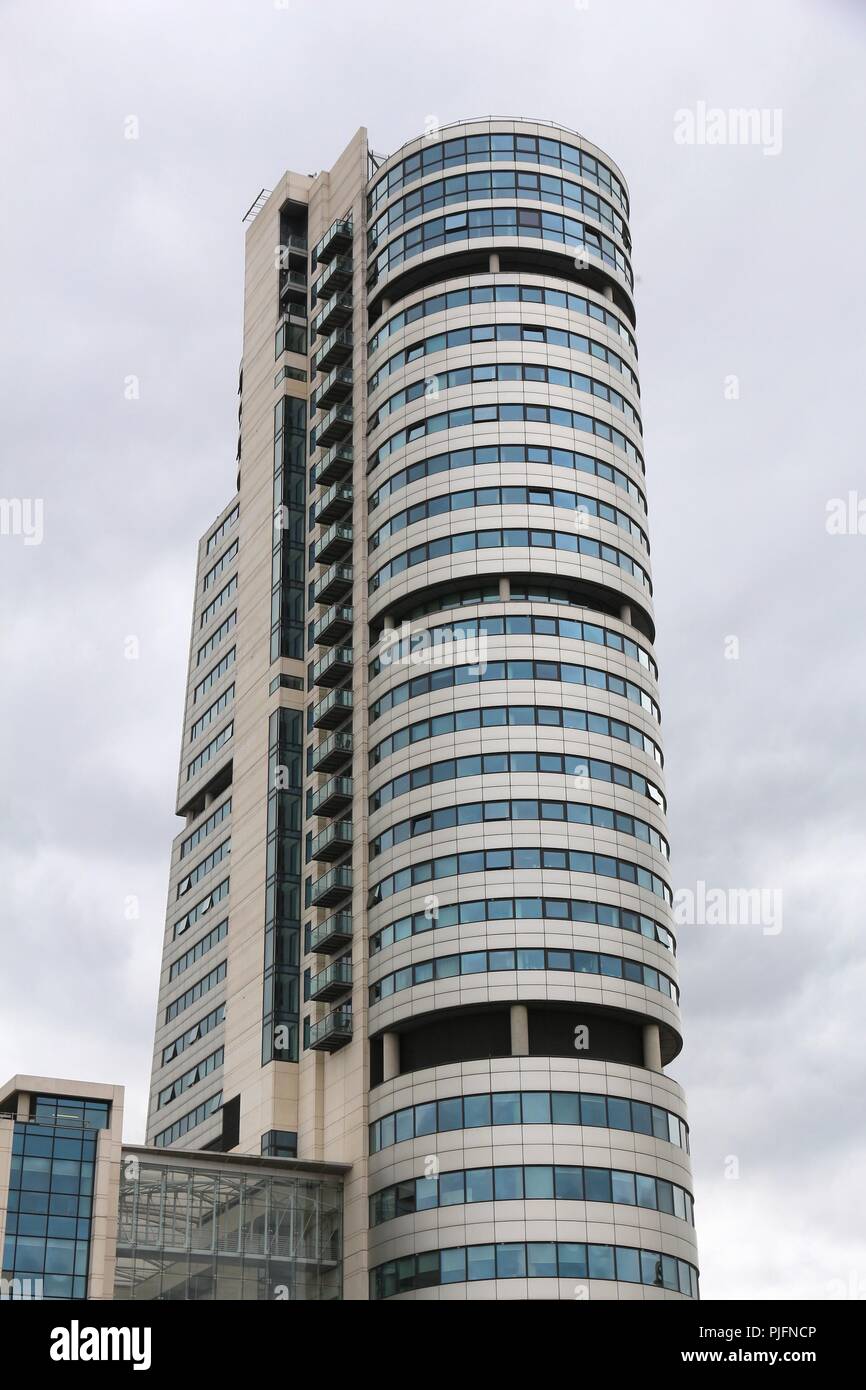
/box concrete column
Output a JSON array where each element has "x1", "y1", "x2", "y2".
[
  {"x1": 510, "y1": 1004, "x2": 529, "y2": 1056},
  {"x1": 382, "y1": 615, "x2": 395, "y2": 631},
  {"x1": 619, "y1": 602, "x2": 632, "y2": 626},
  {"x1": 642, "y1": 1023, "x2": 662, "y2": 1072},
  {"x1": 603, "y1": 285, "x2": 614, "y2": 302},
  {"x1": 381, "y1": 296, "x2": 391, "y2": 311},
  {"x1": 383, "y1": 1031, "x2": 400, "y2": 1082},
  {"x1": 498, "y1": 576, "x2": 510, "y2": 601},
  {"x1": 489, "y1": 252, "x2": 500, "y2": 273}
]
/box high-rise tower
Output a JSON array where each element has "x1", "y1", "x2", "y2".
[{"x1": 146, "y1": 119, "x2": 699, "y2": 1301}]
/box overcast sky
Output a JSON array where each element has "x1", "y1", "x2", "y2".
[{"x1": 1, "y1": 0, "x2": 864, "y2": 1302}]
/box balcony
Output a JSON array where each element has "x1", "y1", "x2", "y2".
[
  {"x1": 309, "y1": 957, "x2": 353, "y2": 1003},
  {"x1": 316, "y1": 403, "x2": 353, "y2": 450},
  {"x1": 310, "y1": 820, "x2": 353, "y2": 861},
  {"x1": 281, "y1": 234, "x2": 308, "y2": 264},
  {"x1": 310, "y1": 864, "x2": 353, "y2": 908},
  {"x1": 283, "y1": 302, "x2": 307, "y2": 328},
  {"x1": 314, "y1": 442, "x2": 353, "y2": 488},
  {"x1": 312, "y1": 604, "x2": 353, "y2": 647},
  {"x1": 314, "y1": 292, "x2": 353, "y2": 340},
  {"x1": 314, "y1": 482, "x2": 353, "y2": 527},
  {"x1": 315, "y1": 255, "x2": 353, "y2": 300},
  {"x1": 316, "y1": 522, "x2": 353, "y2": 566},
  {"x1": 316, "y1": 366, "x2": 353, "y2": 413},
  {"x1": 312, "y1": 687, "x2": 353, "y2": 730},
  {"x1": 311, "y1": 776, "x2": 353, "y2": 817},
  {"x1": 312, "y1": 646, "x2": 353, "y2": 689},
  {"x1": 314, "y1": 217, "x2": 353, "y2": 265},
  {"x1": 279, "y1": 269, "x2": 308, "y2": 305},
  {"x1": 315, "y1": 328, "x2": 354, "y2": 374},
  {"x1": 312, "y1": 729, "x2": 353, "y2": 773},
  {"x1": 312, "y1": 563, "x2": 353, "y2": 606},
  {"x1": 308, "y1": 1006, "x2": 353, "y2": 1052},
  {"x1": 309, "y1": 911, "x2": 353, "y2": 955}
]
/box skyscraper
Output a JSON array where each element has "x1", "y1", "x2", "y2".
[{"x1": 145, "y1": 119, "x2": 699, "y2": 1301}]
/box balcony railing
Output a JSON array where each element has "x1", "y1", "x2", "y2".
[
  {"x1": 314, "y1": 328, "x2": 354, "y2": 373},
  {"x1": 311, "y1": 646, "x2": 353, "y2": 689},
  {"x1": 310, "y1": 864, "x2": 353, "y2": 908},
  {"x1": 315, "y1": 254, "x2": 353, "y2": 300},
  {"x1": 310, "y1": 776, "x2": 353, "y2": 817},
  {"x1": 281, "y1": 234, "x2": 308, "y2": 265},
  {"x1": 314, "y1": 292, "x2": 353, "y2": 339},
  {"x1": 279, "y1": 269, "x2": 308, "y2": 303},
  {"x1": 314, "y1": 482, "x2": 353, "y2": 527},
  {"x1": 314, "y1": 217, "x2": 353, "y2": 265},
  {"x1": 313, "y1": 441, "x2": 353, "y2": 488},
  {"x1": 311, "y1": 603, "x2": 353, "y2": 647},
  {"x1": 316, "y1": 403, "x2": 353, "y2": 450},
  {"x1": 312, "y1": 563, "x2": 353, "y2": 606},
  {"x1": 309, "y1": 911, "x2": 353, "y2": 955},
  {"x1": 309, "y1": 958, "x2": 353, "y2": 1003},
  {"x1": 312, "y1": 729, "x2": 353, "y2": 772},
  {"x1": 310, "y1": 820, "x2": 353, "y2": 861},
  {"x1": 315, "y1": 522, "x2": 353, "y2": 566},
  {"x1": 308, "y1": 1006, "x2": 353, "y2": 1051},
  {"x1": 316, "y1": 367, "x2": 353, "y2": 413},
  {"x1": 312, "y1": 687, "x2": 353, "y2": 730}
]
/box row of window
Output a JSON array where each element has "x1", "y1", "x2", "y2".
[
  {"x1": 368, "y1": 846, "x2": 672, "y2": 908},
  {"x1": 370, "y1": 1242, "x2": 697, "y2": 1300},
  {"x1": 199, "y1": 574, "x2": 237, "y2": 629},
  {"x1": 370, "y1": 795, "x2": 669, "y2": 862},
  {"x1": 153, "y1": 1091, "x2": 222, "y2": 1149},
  {"x1": 172, "y1": 877, "x2": 229, "y2": 941},
  {"x1": 369, "y1": 895, "x2": 674, "y2": 957},
  {"x1": 205, "y1": 504, "x2": 238, "y2": 555},
  {"x1": 370, "y1": 1162, "x2": 693, "y2": 1228},
  {"x1": 176, "y1": 838, "x2": 231, "y2": 899},
  {"x1": 164, "y1": 961, "x2": 227, "y2": 1024},
  {"x1": 179, "y1": 798, "x2": 232, "y2": 861},
  {"x1": 368, "y1": 282, "x2": 636, "y2": 359},
  {"x1": 369, "y1": 484, "x2": 648, "y2": 555},
  {"x1": 196, "y1": 610, "x2": 236, "y2": 666},
  {"x1": 189, "y1": 684, "x2": 234, "y2": 743},
  {"x1": 367, "y1": 132, "x2": 629, "y2": 217},
  {"x1": 30, "y1": 1096, "x2": 109, "y2": 1130},
  {"x1": 194, "y1": 642, "x2": 237, "y2": 700},
  {"x1": 275, "y1": 363, "x2": 307, "y2": 389},
  {"x1": 369, "y1": 528, "x2": 651, "y2": 597},
  {"x1": 168, "y1": 918, "x2": 228, "y2": 981},
  {"x1": 161, "y1": 1003, "x2": 225, "y2": 1066},
  {"x1": 369, "y1": 1088, "x2": 689, "y2": 1155},
  {"x1": 202, "y1": 538, "x2": 238, "y2": 591},
  {"x1": 368, "y1": 167, "x2": 629, "y2": 253},
  {"x1": 368, "y1": 441, "x2": 646, "y2": 514},
  {"x1": 369, "y1": 946, "x2": 678, "y2": 1007},
  {"x1": 367, "y1": 206, "x2": 633, "y2": 289},
  {"x1": 370, "y1": 657, "x2": 660, "y2": 724},
  {"x1": 156, "y1": 1046, "x2": 224, "y2": 1110},
  {"x1": 370, "y1": 751, "x2": 664, "y2": 816},
  {"x1": 369, "y1": 322, "x2": 638, "y2": 396},
  {"x1": 192, "y1": 645, "x2": 236, "y2": 704},
  {"x1": 186, "y1": 721, "x2": 233, "y2": 781},
  {"x1": 369, "y1": 401, "x2": 644, "y2": 475},
  {"x1": 369, "y1": 704, "x2": 663, "y2": 774},
  {"x1": 370, "y1": 361, "x2": 642, "y2": 435},
  {"x1": 371, "y1": 613, "x2": 657, "y2": 682}
]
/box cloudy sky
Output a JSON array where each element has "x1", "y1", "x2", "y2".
[{"x1": 1, "y1": 0, "x2": 864, "y2": 1301}]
